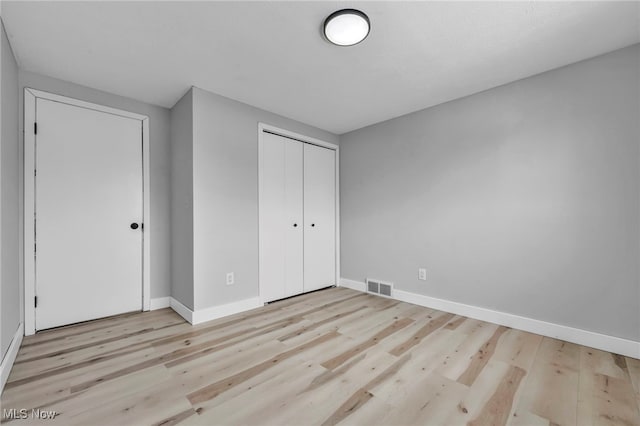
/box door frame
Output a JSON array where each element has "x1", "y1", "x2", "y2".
[
  {"x1": 23, "y1": 88, "x2": 151, "y2": 335},
  {"x1": 257, "y1": 122, "x2": 340, "y2": 305}
]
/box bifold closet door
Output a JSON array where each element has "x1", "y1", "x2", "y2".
[
  {"x1": 259, "y1": 132, "x2": 304, "y2": 302},
  {"x1": 303, "y1": 143, "x2": 336, "y2": 292}
]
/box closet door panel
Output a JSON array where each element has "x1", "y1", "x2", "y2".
[
  {"x1": 283, "y1": 139, "x2": 304, "y2": 297},
  {"x1": 259, "y1": 133, "x2": 303, "y2": 303},
  {"x1": 303, "y1": 143, "x2": 336, "y2": 292}
]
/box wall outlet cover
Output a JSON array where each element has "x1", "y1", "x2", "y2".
[
  {"x1": 226, "y1": 272, "x2": 235, "y2": 285},
  {"x1": 418, "y1": 268, "x2": 427, "y2": 281}
]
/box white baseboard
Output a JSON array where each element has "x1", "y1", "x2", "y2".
[
  {"x1": 339, "y1": 278, "x2": 366, "y2": 292},
  {"x1": 192, "y1": 297, "x2": 262, "y2": 325},
  {"x1": 150, "y1": 297, "x2": 171, "y2": 310},
  {"x1": 1, "y1": 323, "x2": 24, "y2": 394},
  {"x1": 339, "y1": 278, "x2": 640, "y2": 359},
  {"x1": 169, "y1": 297, "x2": 194, "y2": 323},
  {"x1": 168, "y1": 297, "x2": 262, "y2": 326}
]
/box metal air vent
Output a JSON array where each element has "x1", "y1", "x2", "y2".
[{"x1": 365, "y1": 278, "x2": 394, "y2": 298}]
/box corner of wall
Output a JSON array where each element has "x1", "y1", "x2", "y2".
[
  {"x1": 1, "y1": 16, "x2": 23, "y2": 363},
  {"x1": 169, "y1": 87, "x2": 195, "y2": 310},
  {"x1": 0, "y1": 323, "x2": 24, "y2": 395}
]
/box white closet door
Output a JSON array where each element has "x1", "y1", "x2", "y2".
[
  {"x1": 259, "y1": 132, "x2": 304, "y2": 302},
  {"x1": 303, "y1": 143, "x2": 336, "y2": 292},
  {"x1": 35, "y1": 98, "x2": 143, "y2": 330}
]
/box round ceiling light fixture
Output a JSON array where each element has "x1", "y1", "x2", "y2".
[{"x1": 323, "y1": 9, "x2": 370, "y2": 46}]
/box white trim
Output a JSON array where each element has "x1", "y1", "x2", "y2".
[
  {"x1": 150, "y1": 296, "x2": 171, "y2": 310},
  {"x1": 1, "y1": 323, "x2": 24, "y2": 394},
  {"x1": 258, "y1": 122, "x2": 339, "y2": 151},
  {"x1": 168, "y1": 297, "x2": 262, "y2": 325},
  {"x1": 339, "y1": 278, "x2": 640, "y2": 359},
  {"x1": 335, "y1": 145, "x2": 341, "y2": 289},
  {"x1": 24, "y1": 90, "x2": 36, "y2": 335},
  {"x1": 257, "y1": 123, "x2": 341, "y2": 304},
  {"x1": 192, "y1": 297, "x2": 262, "y2": 325},
  {"x1": 142, "y1": 117, "x2": 151, "y2": 312},
  {"x1": 169, "y1": 297, "x2": 194, "y2": 323},
  {"x1": 23, "y1": 88, "x2": 151, "y2": 336},
  {"x1": 339, "y1": 278, "x2": 366, "y2": 292},
  {"x1": 24, "y1": 89, "x2": 148, "y2": 121},
  {"x1": 258, "y1": 124, "x2": 264, "y2": 305}
]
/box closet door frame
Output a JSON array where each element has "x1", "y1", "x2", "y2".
[{"x1": 257, "y1": 123, "x2": 339, "y2": 305}]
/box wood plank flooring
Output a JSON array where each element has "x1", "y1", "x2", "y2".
[{"x1": 2, "y1": 287, "x2": 639, "y2": 426}]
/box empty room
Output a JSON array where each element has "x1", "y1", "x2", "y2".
[{"x1": 0, "y1": 1, "x2": 639, "y2": 425}]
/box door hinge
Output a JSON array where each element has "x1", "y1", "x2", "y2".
[
  {"x1": 34, "y1": 296, "x2": 38, "y2": 308},
  {"x1": 34, "y1": 122, "x2": 38, "y2": 135}
]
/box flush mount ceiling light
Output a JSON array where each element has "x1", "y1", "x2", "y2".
[{"x1": 323, "y1": 9, "x2": 370, "y2": 46}]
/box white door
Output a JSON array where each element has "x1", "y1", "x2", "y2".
[
  {"x1": 259, "y1": 132, "x2": 304, "y2": 302},
  {"x1": 303, "y1": 143, "x2": 336, "y2": 292},
  {"x1": 35, "y1": 98, "x2": 143, "y2": 330}
]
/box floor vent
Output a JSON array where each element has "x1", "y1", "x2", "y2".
[{"x1": 365, "y1": 278, "x2": 393, "y2": 298}]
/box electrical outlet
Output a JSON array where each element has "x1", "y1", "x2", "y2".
[
  {"x1": 226, "y1": 272, "x2": 235, "y2": 286},
  {"x1": 418, "y1": 268, "x2": 427, "y2": 281}
]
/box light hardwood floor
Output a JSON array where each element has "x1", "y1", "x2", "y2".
[{"x1": 2, "y1": 287, "x2": 639, "y2": 426}]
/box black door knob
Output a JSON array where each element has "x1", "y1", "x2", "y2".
[
  {"x1": 293, "y1": 223, "x2": 298, "y2": 227},
  {"x1": 130, "y1": 223, "x2": 139, "y2": 230},
  {"x1": 311, "y1": 223, "x2": 315, "y2": 227}
]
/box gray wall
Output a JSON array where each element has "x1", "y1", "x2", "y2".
[
  {"x1": 1, "y1": 18, "x2": 20, "y2": 359},
  {"x1": 340, "y1": 44, "x2": 640, "y2": 341},
  {"x1": 18, "y1": 71, "x2": 172, "y2": 299},
  {"x1": 191, "y1": 87, "x2": 338, "y2": 310},
  {"x1": 170, "y1": 89, "x2": 194, "y2": 309}
]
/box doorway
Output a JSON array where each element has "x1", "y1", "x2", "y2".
[{"x1": 24, "y1": 89, "x2": 151, "y2": 334}]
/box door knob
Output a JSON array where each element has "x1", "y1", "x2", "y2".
[
  {"x1": 311, "y1": 223, "x2": 315, "y2": 227},
  {"x1": 293, "y1": 223, "x2": 298, "y2": 227},
  {"x1": 130, "y1": 223, "x2": 139, "y2": 230}
]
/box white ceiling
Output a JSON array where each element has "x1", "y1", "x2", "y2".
[{"x1": 2, "y1": 1, "x2": 639, "y2": 134}]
